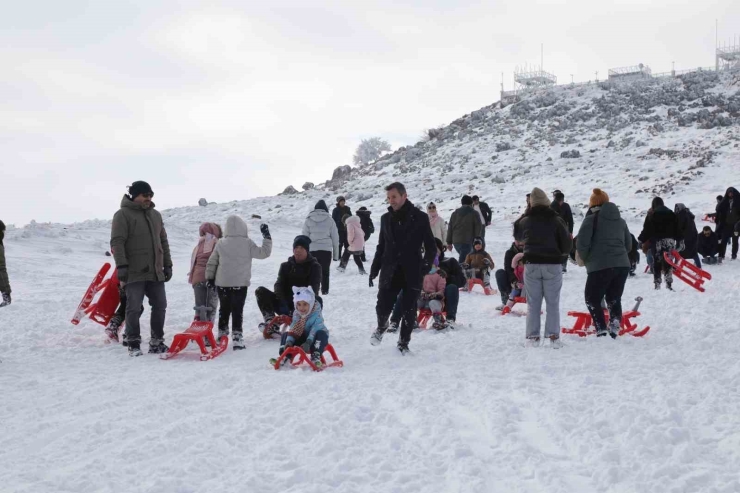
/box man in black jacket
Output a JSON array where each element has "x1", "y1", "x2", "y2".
[
  {"x1": 357, "y1": 206, "x2": 375, "y2": 262},
  {"x1": 675, "y1": 203, "x2": 700, "y2": 267},
  {"x1": 255, "y1": 235, "x2": 323, "y2": 337},
  {"x1": 472, "y1": 195, "x2": 492, "y2": 242},
  {"x1": 494, "y1": 241, "x2": 523, "y2": 309},
  {"x1": 332, "y1": 196, "x2": 352, "y2": 259},
  {"x1": 698, "y1": 226, "x2": 719, "y2": 264},
  {"x1": 638, "y1": 197, "x2": 683, "y2": 289},
  {"x1": 551, "y1": 190, "x2": 574, "y2": 273},
  {"x1": 716, "y1": 187, "x2": 740, "y2": 260},
  {"x1": 369, "y1": 182, "x2": 437, "y2": 353}
]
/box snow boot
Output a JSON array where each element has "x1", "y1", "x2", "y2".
[
  {"x1": 387, "y1": 320, "x2": 399, "y2": 333},
  {"x1": 549, "y1": 336, "x2": 563, "y2": 349},
  {"x1": 217, "y1": 328, "x2": 229, "y2": 340},
  {"x1": 446, "y1": 318, "x2": 456, "y2": 329},
  {"x1": 397, "y1": 340, "x2": 410, "y2": 355},
  {"x1": 525, "y1": 337, "x2": 540, "y2": 348},
  {"x1": 370, "y1": 327, "x2": 385, "y2": 346},
  {"x1": 359, "y1": 269, "x2": 367, "y2": 275},
  {"x1": 232, "y1": 332, "x2": 245, "y2": 350},
  {"x1": 310, "y1": 351, "x2": 323, "y2": 368},
  {"x1": 105, "y1": 325, "x2": 120, "y2": 343},
  {"x1": 432, "y1": 313, "x2": 447, "y2": 330},
  {"x1": 654, "y1": 281, "x2": 661, "y2": 290},
  {"x1": 148, "y1": 340, "x2": 169, "y2": 354},
  {"x1": 128, "y1": 342, "x2": 143, "y2": 357}
]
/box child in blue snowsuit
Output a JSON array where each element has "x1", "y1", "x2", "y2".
[{"x1": 278, "y1": 286, "x2": 330, "y2": 366}]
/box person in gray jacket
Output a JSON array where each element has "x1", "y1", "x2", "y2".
[
  {"x1": 302, "y1": 200, "x2": 339, "y2": 295},
  {"x1": 514, "y1": 187, "x2": 572, "y2": 348},
  {"x1": 576, "y1": 189, "x2": 632, "y2": 339},
  {"x1": 205, "y1": 215, "x2": 272, "y2": 350}
]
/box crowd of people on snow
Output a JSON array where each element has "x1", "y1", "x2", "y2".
[{"x1": 2, "y1": 180, "x2": 738, "y2": 358}]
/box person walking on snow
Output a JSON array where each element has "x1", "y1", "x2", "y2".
[
  {"x1": 332, "y1": 196, "x2": 352, "y2": 259},
  {"x1": 674, "y1": 203, "x2": 701, "y2": 268},
  {"x1": 255, "y1": 235, "x2": 323, "y2": 338},
  {"x1": 551, "y1": 190, "x2": 574, "y2": 273},
  {"x1": 205, "y1": 216, "x2": 272, "y2": 350},
  {"x1": 427, "y1": 202, "x2": 448, "y2": 244},
  {"x1": 369, "y1": 182, "x2": 437, "y2": 354},
  {"x1": 357, "y1": 206, "x2": 375, "y2": 262},
  {"x1": 472, "y1": 195, "x2": 491, "y2": 240},
  {"x1": 638, "y1": 197, "x2": 683, "y2": 290},
  {"x1": 0, "y1": 220, "x2": 11, "y2": 308},
  {"x1": 576, "y1": 190, "x2": 632, "y2": 339},
  {"x1": 302, "y1": 200, "x2": 339, "y2": 295},
  {"x1": 189, "y1": 223, "x2": 222, "y2": 324},
  {"x1": 446, "y1": 195, "x2": 482, "y2": 263},
  {"x1": 716, "y1": 187, "x2": 740, "y2": 261},
  {"x1": 338, "y1": 214, "x2": 366, "y2": 274},
  {"x1": 110, "y1": 181, "x2": 172, "y2": 357},
  {"x1": 514, "y1": 187, "x2": 572, "y2": 348}
]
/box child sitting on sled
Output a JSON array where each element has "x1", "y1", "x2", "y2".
[
  {"x1": 277, "y1": 286, "x2": 330, "y2": 367},
  {"x1": 502, "y1": 252, "x2": 525, "y2": 311},
  {"x1": 461, "y1": 237, "x2": 494, "y2": 290},
  {"x1": 419, "y1": 258, "x2": 447, "y2": 329}
]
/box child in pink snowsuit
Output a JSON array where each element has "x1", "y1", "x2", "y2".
[
  {"x1": 504, "y1": 252, "x2": 525, "y2": 310},
  {"x1": 419, "y1": 257, "x2": 447, "y2": 328}
]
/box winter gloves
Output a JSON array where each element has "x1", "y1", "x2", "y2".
[
  {"x1": 368, "y1": 275, "x2": 375, "y2": 288},
  {"x1": 260, "y1": 224, "x2": 271, "y2": 240},
  {"x1": 301, "y1": 340, "x2": 313, "y2": 353},
  {"x1": 164, "y1": 266, "x2": 173, "y2": 282},
  {"x1": 206, "y1": 279, "x2": 216, "y2": 289},
  {"x1": 117, "y1": 265, "x2": 128, "y2": 283},
  {"x1": 0, "y1": 292, "x2": 10, "y2": 308}
]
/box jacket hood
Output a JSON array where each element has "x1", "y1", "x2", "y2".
[
  {"x1": 598, "y1": 202, "x2": 621, "y2": 221},
  {"x1": 725, "y1": 187, "x2": 740, "y2": 199},
  {"x1": 314, "y1": 200, "x2": 329, "y2": 212},
  {"x1": 512, "y1": 252, "x2": 525, "y2": 269},
  {"x1": 307, "y1": 209, "x2": 332, "y2": 223},
  {"x1": 357, "y1": 209, "x2": 371, "y2": 217},
  {"x1": 224, "y1": 215, "x2": 248, "y2": 237},
  {"x1": 346, "y1": 215, "x2": 361, "y2": 226},
  {"x1": 199, "y1": 222, "x2": 221, "y2": 237},
  {"x1": 120, "y1": 195, "x2": 156, "y2": 210}
]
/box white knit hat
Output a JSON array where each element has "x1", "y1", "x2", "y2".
[{"x1": 292, "y1": 285, "x2": 316, "y2": 309}]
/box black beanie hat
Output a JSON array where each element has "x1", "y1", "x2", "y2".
[
  {"x1": 461, "y1": 195, "x2": 473, "y2": 206},
  {"x1": 337, "y1": 196, "x2": 346, "y2": 203},
  {"x1": 473, "y1": 237, "x2": 484, "y2": 246},
  {"x1": 128, "y1": 181, "x2": 153, "y2": 199},
  {"x1": 293, "y1": 235, "x2": 312, "y2": 251},
  {"x1": 315, "y1": 200, "x2": 329, "y2": 212}
]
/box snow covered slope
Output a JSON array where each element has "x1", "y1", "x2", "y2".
[{"x1": 2, "y1": 70, "x2": 740, "y2": 493}]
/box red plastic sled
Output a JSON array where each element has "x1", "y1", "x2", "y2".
[
  {"x1": 663, "y1": 249, "x2": 711, "y2": 292},
  {"x1": 462, "y1": 278, "x2": 496, "y2": 296},
  {"x1": 161, "y1": 321, "x2": 229, "y2": 361},
  {"x1": 72, "y1": 263, "x2": 121, "y2": 326},
  {"x1": 417, "y1": 308, "x2": 448, "y2": 330},
  {"x1": 272, "y1": 343, "x2": 343, "y2": 371},
  {"x1": 501, "y1": 297, "x2": 527, "y2": 315},
  {"x1": 263, "y1": 315, "x2": 292, "y2": 340},
  {"x1": 562, "y1": 297, "x2": 650, "y2": 337},
  {"x1": 702, "y1": 214, "x2": 716, "y2": 224}
]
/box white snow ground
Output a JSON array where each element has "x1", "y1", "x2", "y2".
[{"x1": 1, "y1": 207, "x2": 740, "y2": 493}]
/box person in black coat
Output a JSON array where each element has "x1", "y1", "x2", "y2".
[
  {"x1": 472, "y1": 195, "x2": 492, "y2": 225},
  {"x1": 255, "y1": 235, "x2": 323, "y2": 335},
  {"x1": 551, "y1": 190, "x2": 574, "y2": 272},
  {"x1": 369, "y1": 182, "x2": 437, "y2": 353},
  {"x1": 494, "y1": 241, "x2": 524, "y2": 308},
  {"x1": 628, "y1": 234, "x2": 640, "y2": 276},
  {"x1": 697, "y1": 226, "x2": 719, "y2": 264},
  {"x1": 674, "y1": 203, "x2": 701, "y2": 268},
  {"x1": 332, "y1": 196, "x2": 352, "y2": 259},
  {"x1": 357, "y1": 206, "x2": 375, "y2": 262},
  {"x1": 716, "y1": 187, "x2": 740, "y2": 260},
  {"x1": 638, "y1": 197, "x2": 683, "y2": 289}
]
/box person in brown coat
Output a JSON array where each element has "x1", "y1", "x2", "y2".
[
  {"x1": 461, "y1": 237, "x2": 494, "y2": 290},
  {"x1": 110, "y1": 181, "x2": 173, "y2": 357}
]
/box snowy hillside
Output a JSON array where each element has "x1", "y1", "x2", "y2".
[{"x1": 2, "y1": 70, "x2": 740, "y2": 493}]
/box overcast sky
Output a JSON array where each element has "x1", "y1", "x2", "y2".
[{"x1": 1, "y1": 0, "x2": 738, "y2": 226}]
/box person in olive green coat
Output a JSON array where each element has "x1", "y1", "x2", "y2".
[
  {"x1": 110, "y1": 181, "x2": 173, "y2": 356},
  {"x1": 0, "y1": 220, "x2": 11, "y2": 307}
]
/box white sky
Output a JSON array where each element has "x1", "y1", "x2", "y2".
[{"x1": 1, "y1": 0, "x2": 738, "y2": 226}]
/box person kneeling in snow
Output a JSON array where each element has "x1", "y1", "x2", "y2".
[
  {"x1": 418, "y1": 259, "x2": 447, "y2": 329},
  {"x1": 277, "y1": 286, "x2": 330, "y2": 367},
  {"x1": 697, "y1": 226, "x2": 719, "y2": 265},
  {"x1": 502, "y1": 253, "x2": 525, "y2": 312},
  {"x1": 461, "y1": 237, "x2": 494, "y2": 290}
]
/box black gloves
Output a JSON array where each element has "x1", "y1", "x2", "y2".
[
  {"x1": 164, "y1": 266, "x2": 173, "y2": 282},
  {"x1": 117, "y1": 265, "x2": 129, "y2": 283},
  {"x1": 260, "y1": 224, "x2": 271, "y2": 240},
  {"x1": 0, "y1": 292, "x2": 10, "y2": 308},
  {"x1": 369, "y1": 275, "x2": 376, "y2": 288},
  {"x1": 206, "y1": 279, "x2": 216, "y2": 289}
]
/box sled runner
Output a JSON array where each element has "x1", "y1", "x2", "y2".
[
  {"x1": 562, "y1": 297, "x2": 650, "y2": 337},
  {"x1": 662, "y1": 249, "x2": 711, "y2": 292},
  {"x1": 263, "y1": 315, "x2": 292, "y2": 340},
  {"x1": 417, "y1": 308, "x2": 448, "y2": 330},
  {"x1": 271, "y1": 344, "x2": 343, "y2": 372},
  {"x1": 462, "y1": 278, "x2": 495, "y2": 296},
  {"x1": 71, "y1": 263, "x2": 120, "y2": 326},
  {"x1": 501, "y1": 297, "x2": 528, "y2": 315},
  {"x1": 162, "y1": 289, "x2": 228, "y2": 361}
]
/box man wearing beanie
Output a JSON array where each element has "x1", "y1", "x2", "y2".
[
  {"x1": 514, "y1": 187, "x2": 572, "y2": 348},
  {"x1": 550, "y1": 190, "x2": 574, "y2": 273},
  {"x1": 110, "y1": 181, "x2": 173, "y2": 357},
  {"x1": 302, "y1": 200, "x2": 339, "y2": 295},
  {"x1": 255, "y1": 235, "x2": 323, "y2": 338},
  {"x1": 332, "y1": 196, "x2": 352, "y2": 258},
  {"x1": 0, "y1": 219, "x2": 11, "y2": 308},
  {"x1": 446, "y1": 194, "x2": 483, "y2": 263}
]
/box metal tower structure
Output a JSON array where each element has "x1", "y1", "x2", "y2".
[
  {"x1": 608, "y1": 63, "x2": 652, "y2": 81},
  {"x1": 716, "y1": 38, "x2": 740, "y2": 71}
]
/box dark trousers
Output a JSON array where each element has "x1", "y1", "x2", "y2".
[
  {"x1": 123, "y1": 281, "x2": 167, "y2": 345},
  {"x1": 338, "y1": 230, "x2": 349, "y2": 258},
  {"x1": 312, "y1": 250, "x2": 332, "y2": 294},
  {"x1": 584, "y1": 267, "x2": 629, "y2": 334},
  {"x1": 279, "y1": 329, "x2": 329, "y2": 356},
  {"x1": 718, "y1": 231, "x2": 739, "y2": 259},
  {"x1": 340, "y1": 249, "x2": 365, "y2": 272},
  {"x1": 256, "y1": 287, "x2": 323, "y2": 322},
  {"x1": 109, "y1": 287, "x2": 128, "y2": 328},
  {"x1": 217, "y1": 287, "x2": 248, "y2": 333},
  {"x1": 376, "y1": 270, "x2": 420, "y2": 344},
  {"x1": 651, "y1": 239, "x2": 676, "y2": 285},
  {"x1": 454, "y1": 243, "x2": 472, "y2": 264},
  {"x1": 495, "y1": 269, "x2": 511, "y2": 305}
]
